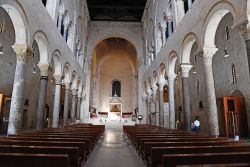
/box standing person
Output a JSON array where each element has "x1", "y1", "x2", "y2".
[{"x1": 193, "y1": 116, "x2": 200, "y2": 135}]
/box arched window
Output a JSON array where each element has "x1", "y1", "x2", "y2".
[
  {"x1": 196, "y1": 80, "x2": 200, "y2": 95},
  {"x1": 231, "y1": 64, "x2": 237, "y2": 84},
  {"x1": 225, "y1": 26, "x2": 230, "y2": 40},
  {"x1": 42, "y1": 0, "x2": 47, "y2": 6},
  {"x1": 60, "y1": 17, "x2": 64, "y2": 36},
  {"x1": 112, "y1": 80, "x2": 121, "y2": 97},
  {"x1": 183, "y1": 0, "x2": 189, "y2": 13}
]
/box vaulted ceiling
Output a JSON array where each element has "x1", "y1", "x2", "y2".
[{"x1": 86, "y1": 0, "x2": 147, "y2": 22}]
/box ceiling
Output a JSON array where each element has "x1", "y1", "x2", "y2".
[{"x1": 86, "y1": 0, "x2": 147, "y2": 22}]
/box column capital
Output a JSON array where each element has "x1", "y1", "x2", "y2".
[
  {"x1": 12, "y1": 44, "x2": 33, "y2": 62},
  {"x1": 53, "y1": 74, "x2": 62, "y2": 85},
  {"x1": 77, "y1": 89, "x2": 82, "y2": 97},
  {"x1": 158, "y1": 80, "x2": 166, "y2": 91},
  {"x1": 64, "y1": 81, "x2": 71, "y2": 89},
  {"x1": 180, "y1": 64, "x2": 192, "y2": 78},
  {"x1": 37, "y1": 63, "x2": 50, "y2": 77},
  {"x1": 202, "y1": 47, "x2": 218, "y2": 65},
  {"x1": 71, "y1": 89, "x2": 77, "y2": 96},
  {"x1": 168, "y1": 73, "x2": 177, "y2": 81}
]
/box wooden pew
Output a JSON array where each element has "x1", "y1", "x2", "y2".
[
  {"x1": 162, "y1": 152, "x2": 250, "y2": 167},
  {"x1": 0, "y1": 145, "x2": 79, "y2": 167},
  {"x1": 0, "y1": 140, "x2": 86, "y2": 160},
  {"x1": 0, "y1": 153, "x2": 69, "y2": 167},
  {"x1": 143, "y1": 140, "x2": 239, "y2": 159},
  {"x1": 3, "y1": 136, "x2": 93, "y2": 153},
  {"x1": 151, "y1": 145, "x2": 250, "y2": 167}
]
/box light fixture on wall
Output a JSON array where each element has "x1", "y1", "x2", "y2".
[{"x1": 224, "y1": 48, "x2": 229, "y2": 58}]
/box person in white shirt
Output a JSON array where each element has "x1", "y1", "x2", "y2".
[{"x1": 192, "y1": 117, "x2": 200, "y2": 135}]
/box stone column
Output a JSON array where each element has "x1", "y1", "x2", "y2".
[
  {"x1": 152, "y1": 86, "x2": 158, "y2": 126},
  {"x1": 146, "y1": 90, "x2": 153, "y2": 125},
  {"x1": 52, "y1": 74, "x2": 62, "y2": 128},
  {"x1": 36, "y1": 63, "x2": 49, "y2": 129},
  {"x1": 71, "y1": 89, "x2": 77, "y2": 123},
  {"x1": 63, "y1": 81, "x2": 70, "y2": 126},
  {"x1": 202, "y1": 48, "x2": 219, "y2": 136},
  {"x1": 76, "y1": 94, "x2": 81, "y2": 121},
  {"x1": 168, "y1": 73, "x2": 177, "y2": 129},
  {"x1": 158, "y1": 81, "x2": 165, "y2": 127},
  {"x1": 80, "y1": 94, "x2": 86, "y2": 123},
  {"x1": 232, "y1": 22, "x2": 250, "y2": 77},
  {"x1": 187, "y1": 0, "x2": 192, "y2": 9},
  {"x1": 7, "y1": 45, "x2": 33, "y2": 135},
  {"x1": 180, "y1": 64, "x2": 192, "y2": 131}
]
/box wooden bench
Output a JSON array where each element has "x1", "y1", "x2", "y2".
[
  {"x1": 162, "y1": 152, "x2": 250, "y2": 167},
  {"x1": 0, "y1": 140, "x2": 86, "y2": 160},
  {"x1": 151, "y1": 145, "x2": 250, "y2": 167},
  {"x1": 0, "y1": 153, "x2": 69, "y2": 167},
  {"x1": 143, "y1": 140, "x2": 239, "y2": 159},
  {"x1": 0, "y1": 145, "x2": 79, "y2": 167}
]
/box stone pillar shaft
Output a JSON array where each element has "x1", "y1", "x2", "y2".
[
  {"x1": 52, "y1": 75, "x2": 62, "y2": 128},
  {"x1": 8, "y1": 45, "x2": 32, "y2": 135},
  {"x1": 203, "y1": 48, "x2": 219, "y2": 136},
  {"x1": 71, "y1": 89, "x2": 77, "y2": 123},
  {"x1": 36, "y1": 64, "x2": 49, "y2": 130},
  {"x1": 158, "y1": 82, "x2": 165, "y2": 127},
  {"x1": 36, "y1": 76, "x2": 48, "y2": 129},
  {"x1": 181, "y1": 64, "x2": 192, "y2": 131},
  {"x1": 76, "y1": 96, "x2": 81, "y2": 120},
  {"x1": 168, "y1": 74, "x2": 176, "y2": 129},
  {"x1": 63, "y1": 82, "x2": 70, "y2": 126}
]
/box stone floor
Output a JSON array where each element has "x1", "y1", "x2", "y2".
[{"x1": 84, "y1": 122, "x2": 145, "y2": 167}]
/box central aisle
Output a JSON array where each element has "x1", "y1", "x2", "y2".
[{"x1": 85, "y1": 123, "x2": 145, "y2": 167}]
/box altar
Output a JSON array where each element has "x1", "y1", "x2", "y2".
[{"x1": 109, "y1": 94, "x2": 122, "y2": 121}]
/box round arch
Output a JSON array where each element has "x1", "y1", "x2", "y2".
[
  {"x1": 32, "y1": 31, "x2": 49, "y2": 64},
  {"x1": 63, "y1": 62, "x2": 71, "y2": 82},
  {"x1": 168, "y1": 51, "x2": 178, "y2": 75},
  {"x1": 71, "y1": 71, "x2": 78, "y2": 90},
  {"x1": 181, "y1": 32, "x2": 199, "y2": 64},
  {"x1": 52, "y1": 50, "x2": 62, "y2": 75},
  {"x1": 203, "y1": 1, "x2": 237, "y2": 48},
  {"x1": 0, "y1": 2, "x2": 29, "y2": 44},
  {"x1": 158, "y1": 63, "x2": 166, "y2": 82}
]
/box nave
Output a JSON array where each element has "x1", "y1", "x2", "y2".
[{"x1": 85, "y1": 123, "x2": 145, "y2": 167}]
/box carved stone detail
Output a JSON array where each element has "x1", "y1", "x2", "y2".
[
  {"x1": 180, "y1": 64, "x2": 192, "y2": 78},
  {"x1": 202, "y1": 47, "x2": 218, "y2": 65},
  {"x1": 13, "y1": 44, "x2": 33, "y2": 62},
  {"x1": 37, "y1": 63, "x2": 50, "y2": 77}
]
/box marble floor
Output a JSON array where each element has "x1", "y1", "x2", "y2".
[{"x1": 84, "y1": 123, "x2": 145, "y2": 167}]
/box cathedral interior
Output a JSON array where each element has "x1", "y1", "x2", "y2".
[{"x1": 0, "y1": 0, "x2": 250, "y2": 166}]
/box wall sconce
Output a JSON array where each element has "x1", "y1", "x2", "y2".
[{"x1": 224, "y1": 48, "x2": 229, "y2": 58}]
